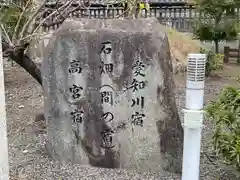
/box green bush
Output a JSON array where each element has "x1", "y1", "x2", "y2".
[
  {"x1": 205, "y1": 86, "x2": 240, "y2": 173},
  {"x1": 200, "y1": 48, "x2": 223, "y2": 76}
]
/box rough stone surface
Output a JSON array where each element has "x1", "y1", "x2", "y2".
[{"x1": 41, "y1": 18, "x2": 183, "y2": 173}]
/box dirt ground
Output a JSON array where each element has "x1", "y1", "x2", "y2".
[{"x1": 4, "y1": 60, "x2": 240, "y2": 180}]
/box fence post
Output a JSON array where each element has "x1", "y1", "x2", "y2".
[
  {"x1": 237, "y1": 39, "x2": 240, "y2": 64},
  {"x1": 189, "y1": 5, "x2": 193, "y2": 32},
  {"x1": 0, "y1": 29, "x2": 10, "y2": 180},
  {"x1": 224, "y1": 46, "x2": 230, "y2": 63},
  {"x1": 123, "y1": 3, "x2": 128, "y2": 17}
]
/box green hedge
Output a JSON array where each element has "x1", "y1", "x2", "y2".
[
  {"x1": 200, "y1": 48, "x2": 224, "y2": 77},
  {"x1": 205, "y1": 85, "x2": 240, "y2": 175}
]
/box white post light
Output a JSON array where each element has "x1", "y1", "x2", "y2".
[
  {"x1": 181, "y1": 53, "x2": 206, "y2": 180},
  {"x1": 0, "y1": 29, "x2": 9, "y2": 180}
]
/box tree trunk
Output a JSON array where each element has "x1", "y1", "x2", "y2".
[
  {"x1": 214, "y1": 14, "x2": 221, "y2": 54},
  {"x1": 214, "y1": 40, "x2": 219, "y2": 54},
  {"x1": 15, "y1": 53, "x2": 42, "y2": 85},
  {"x1": 2, "y1": 41, "x2": 42, "y2": 86}
]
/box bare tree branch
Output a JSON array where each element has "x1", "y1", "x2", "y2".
[
  {"x1": 31, "y1": 0, "x2": 75, "y2": 38},
  {"x1": 54, "y1": 0, "x2": 80, "y2": 20},
  {"x1": 12, "y1": 0, "x2": 32, "y2": 43},
  {"x1": 0, "y1": 24, "x2": 12, "y2": 46},
  {"x1": 21, "y1": 32, "x2": 47, "y2": 41},
  {"x1": 19, "y1": 0, "x2": 47, "y2": 43}
]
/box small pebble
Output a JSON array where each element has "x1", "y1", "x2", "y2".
[{"x1": 18, "y1": 104, "x2": 24, "y2": 108}]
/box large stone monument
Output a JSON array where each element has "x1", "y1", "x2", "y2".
[{"x1": 42, "y1": 18, "x2": 183, "y2": 173}]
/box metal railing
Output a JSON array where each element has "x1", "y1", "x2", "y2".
[{"x1": 41, "y1": 2, "x2": 196, "y2": 32}]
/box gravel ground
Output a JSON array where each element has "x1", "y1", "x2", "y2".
[{"x1": 4, "y1": 61, "x2": 240, "y2": 180}]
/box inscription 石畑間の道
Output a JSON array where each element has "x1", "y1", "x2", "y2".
[{"x1": 66, "y1": 40, "x2": 150, "y2": 150}]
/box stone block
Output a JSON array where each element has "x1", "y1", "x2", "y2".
[{"x1": 42, "y1": 18, "x2": 183, "y2": 173}]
